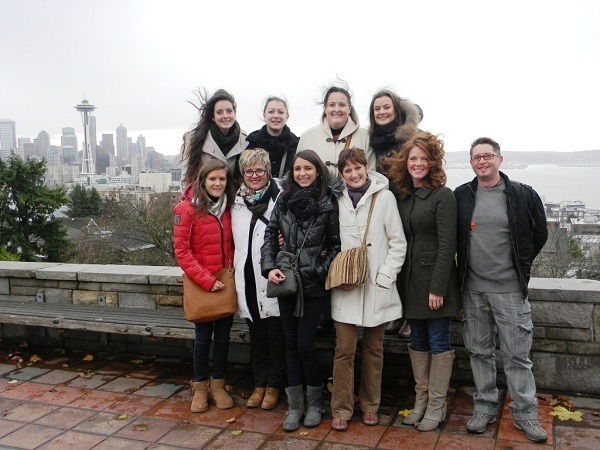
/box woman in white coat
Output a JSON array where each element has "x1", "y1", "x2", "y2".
[
  {"x1": 298, "y1": 82, "x2": 373, "y2": 334},
  {"x1": 330, "y1": 147, "x2": 407, "y2": 431},
  {"x1": 231, "y1": 148, "x2": 285, "y2": 410},
  {"x1": 297, "y1": 83, "x2": 373, "y2": 177}
]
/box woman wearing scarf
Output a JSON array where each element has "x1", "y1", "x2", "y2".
[
  {"x1": 297, "y1": 82, "x2": 371, "y2": 334},
  {"x1": 231, "y1": 149, "x2": 285, "y2": 410},
  {"x1": 261, "y1": 150, "x2": 341, "y2": 432},
  {"x1": 369, "y1": 89, "x2": 423, "y2": 337},
  {"x1": 173, "y1": 159, "x2": 236, "y2": 413},
  {"x1": 330, "y1": 148, "x2": 407, "y2": 431},
  {"x1": 245, "y1": 96, "x2": 299, "y2": 179},
  {"x1": 180, "y1": 88, "x2": 248, "y2": 185}
]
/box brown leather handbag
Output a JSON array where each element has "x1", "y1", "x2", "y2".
[{"x1": 182, "y1": 267, "x2": 237, "y2": 323}]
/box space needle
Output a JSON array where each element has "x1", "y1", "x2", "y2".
[{"x1": 75, "y1": 98, "x2": 96, "y2": 185}]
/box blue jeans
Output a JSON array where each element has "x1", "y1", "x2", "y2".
[
  {"x1": 462, "y1": 288, "x2": 538, "y2": 420},
  {"x1": 193, "y1": 316, "x2": 234, "y2": 382},
  {"x1": 409, "y1": 317, "x2": 452, "y2": 355}
]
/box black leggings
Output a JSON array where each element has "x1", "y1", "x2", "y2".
[{"x1": 278, "y1": 295, "x2": 323, "y2": 387}]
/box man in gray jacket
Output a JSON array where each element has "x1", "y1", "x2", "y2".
[{"x1": 454, "y1": 137, "x2": 548, "y2": 443}]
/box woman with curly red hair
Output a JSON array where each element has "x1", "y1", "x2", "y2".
[{"x1": 384, "y1": 131, "x2": 461, "y2": 432}]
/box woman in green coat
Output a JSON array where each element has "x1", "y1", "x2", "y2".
[{"x1": 384, "y1": 131, "x2": 461, "y2": 432}]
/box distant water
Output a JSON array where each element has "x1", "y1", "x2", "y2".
[{"x1": 445, "y1": 165, "x2": 600, "y2": 211}]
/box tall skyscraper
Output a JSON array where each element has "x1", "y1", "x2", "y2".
[
  {"x1": 61, "y1": 127, "x2": 78, "y2": 152},
  {"x1": 89, "y1": 116, "x2": 97, "y2": 156},
  {"x1": 0, "y1": 119, "x2": 17, "y2": 149},
  {"x1": 116, "y1": 124, "x2": 128, "y2": 164},
  {"x1": 101, "y1": 134, "x2": 114, "y2": 155},
  {"x1": 33, "y1": 130, "x2": 50, "y2": 158}
]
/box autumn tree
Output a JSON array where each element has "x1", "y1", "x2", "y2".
[
  {"x1": 69, "y1": 190, "x2": 177, "y2": 266},
  {"x1": 0, "y1": 155, "x2": 70, "y2": 261}
]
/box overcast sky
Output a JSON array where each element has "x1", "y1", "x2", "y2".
[{"x1": 1, "y1": 0, "x2": 599, "y2": 156}]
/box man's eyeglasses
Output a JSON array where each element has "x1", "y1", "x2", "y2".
[
  {"x1": 243, "y1": 169, "x2": 267, "y2": 177},
  {"x1": 470, "y1": 153, "x2": 499, "y2": 162}
]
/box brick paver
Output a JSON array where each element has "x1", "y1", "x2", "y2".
[{"x1": 1, "y1": 343, "x2": 599, "y2": 449}]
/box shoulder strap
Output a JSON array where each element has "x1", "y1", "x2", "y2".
[
  {"x1": 294, "y1": 216, "x2": 317, "y2": 262},
  {"x1": 361, "y1": 192, "x2": 378, "y2": 246},
  {"x1": 344, "y1": 134, "x2": 352, "y2": 149},
  {"x1": 278, "y1": 152, "x2": 287, "y2": 179}
]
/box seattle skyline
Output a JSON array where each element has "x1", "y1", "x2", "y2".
[{"x1": 1, "y1": 1, "x2": 599, "y2": 157}]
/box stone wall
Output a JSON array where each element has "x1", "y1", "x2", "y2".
[{"x1": 1, "y1": 262, "x2": 599, "y2": 395}]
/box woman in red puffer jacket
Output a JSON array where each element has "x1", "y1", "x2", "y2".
[{"x1": 174, "y1": 159, "x2": 235, "y2": 413}]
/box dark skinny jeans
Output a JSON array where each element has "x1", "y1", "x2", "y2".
[
  {"x1": 193, "y1": 316, "x2": 234, "y2": 381},
  {"x1": 278, "y1": 294, "x2": 323, "y2": 387}
]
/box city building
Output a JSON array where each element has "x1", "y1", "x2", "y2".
[
  {"x1": 116, "y1": 124, "x2": 128, "y2": 165},
  {"x1": 0, "y1": 119, "x2": 17, "y2": 149}
]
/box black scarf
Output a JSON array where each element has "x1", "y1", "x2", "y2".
[
  {"x1": 285, "y1": 183, "x2": 321, "y2": 221},
  {"x1": 209, "y1": 121, "x2": 241, "y2": 155},
  {"x1": 370, "y1": 118, "x2": 400, "y2": 156},
  {"x1": 346, "y1": 177, "x2": 372, "y2": 208},
  {"x1": 248, "y1": 125, "x2": 296, "y2": 157}
]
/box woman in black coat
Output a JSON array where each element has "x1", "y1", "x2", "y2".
[
  {"x1": 261, "y1": 149, "x2": 341, "y2": 432},
  {"x1": 246, "y1": 96, "x2": 299, "y2": 179}
]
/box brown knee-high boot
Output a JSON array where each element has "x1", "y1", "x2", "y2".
[
  {"x1": 403, "y1": 346, "x2": 431, "y2": 425},
  {"x1": 417, "y1": 350, "x2": 455, "y2": 432}
]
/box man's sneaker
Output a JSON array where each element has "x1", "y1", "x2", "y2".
[
  {"x1": 467, "y1": 411, "x2": 496, "y2": 433},
  {"x1": 514, "y1": 419, "x2": 548, "y2": 442}
]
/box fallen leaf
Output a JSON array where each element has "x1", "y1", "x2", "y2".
[
  {"x1": 592, "y1": 411, "x2": 600, "y2": 417},
  {"x1": 29, "y1": 354, "x2": 43, "y2": 363},
  {"x1": 326, "y1": 381, "x2": 333, "y2": 393},
  {"x1": 95, "y1": 318, "x2": 104, "y2": 321},
  {"x1": 19, "y1": 341, "x2": 29, "y2": 348},
  {"x1": 8, "y1": 379, "x2": 19, "y2": 384},
  {"x1": 61, "y1": 364, "x2": 69, "y2": 368},
  {"x1": 130, "y1": 359, "x2": 144, "y2": 364},
  {"x1": 299, "y1": 431, "x2": 309, "y2": 436},
  {"x1": 115, "y1": 414, "x2": 128, "y2": 420},
  {"x1": 226, "y1": 417, "x2": 236, "y2": 423},
  {"x1": 549, "y1": 406, "x2": 583, "y2": 421},
  {"x1": 133, "y1": 423, "x2": 148, "y2": 431},
  {"x1": 397, "y1": 409, "x2": 412, "y2": 417},
  {"x1": 230, "y1": 429, "x2": 242, "y2": 435},
  {"x1": 82, "y1": 354, "x2": 94, "y2": 362}
]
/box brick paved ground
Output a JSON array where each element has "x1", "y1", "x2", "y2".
[{"x1": 1, "y1": 342, "x2": 599, "y2": 449}]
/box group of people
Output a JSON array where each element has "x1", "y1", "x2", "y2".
[{"x1": 173, "y1": 83, "x2": 549, "y2": 443}]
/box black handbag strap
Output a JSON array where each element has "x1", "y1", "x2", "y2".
[{"x1": 292, "y1": 216, "x2": 316, "y2": 270}]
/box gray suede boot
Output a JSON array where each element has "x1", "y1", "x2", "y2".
[
  {"x1": 304, "y1": 384, "x2": 324, "y2": 428},
  {"x1": 283, "y1": 385, "x2": 304, "y2": 432},
  {"x1": 417, "y1": 350, "x2": 455, "y2": 432},
  {"x1": 403, "y1": 346, "x2": 431, "y2": 425}
]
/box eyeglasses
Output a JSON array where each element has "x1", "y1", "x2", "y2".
[
  {"x1": 243, "y1": 168, "x2": 267, "y2": 177},
  {"x1": 470, "y1": 153, "x2": 499, "y2": 162}
]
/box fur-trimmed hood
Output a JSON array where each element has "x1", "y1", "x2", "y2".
[{"x1": 394, "y1": 99, "x2": 423, "y2": 145}]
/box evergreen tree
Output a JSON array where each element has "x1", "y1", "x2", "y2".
[
  {"x1": 0, "y1": 155, "x2": 71, "y2": 261},
  {"x1": 66, "y1": 185, "x2": 102, "y2": 217}
]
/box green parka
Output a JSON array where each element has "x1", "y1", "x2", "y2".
[{"x1": 397, "y1": 185, "x2": 461, "y2": 319}]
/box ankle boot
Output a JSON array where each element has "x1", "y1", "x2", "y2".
[
  {"x1": 247, "y1": 387, "x2": 266, "y2": 408},
  {"x1": 283, "y1": 385, "x2": 304, "y2": 432},
  {"x1": 403, "y1": 346, "x2": 431, "y2": 425},
  {"x1": 190, "y1": 380, "x2": 209, "y2": 413},
  {"x1": 261, "y1": 387, "x2": 280, "y2": 410},
  {"x1": 210, "y1": 378, "x2": 234, "y2": 409},
  {"x1": 304, "y1": 384, "x2": 324, "y2": 428},
  {"x1": 417, "y1": 350, "x2": 455, "y2": 432}
]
